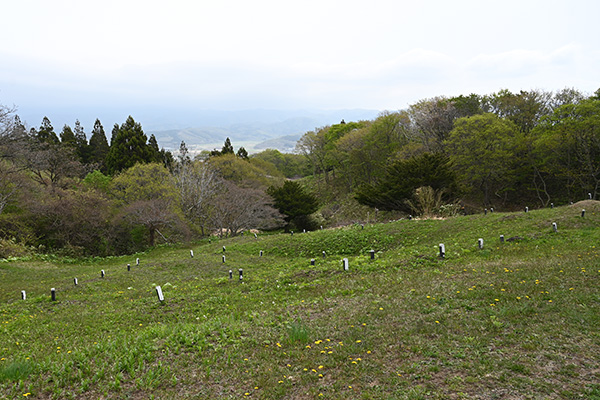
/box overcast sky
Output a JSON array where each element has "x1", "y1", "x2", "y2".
[{"x1": 1, "y1": 0, "x2": 599, "y2": 129}]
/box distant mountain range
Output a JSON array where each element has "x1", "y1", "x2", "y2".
[
  {"x1": 17, "y1": 106, "x2": 380, "y2": 155},
  {"x1": 145, "y1": 109, "x2": 379, "y2": 154}
]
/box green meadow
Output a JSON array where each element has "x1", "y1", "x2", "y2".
[{"x1": 1, "y1": 202, "x2": 599, "y2": 399}]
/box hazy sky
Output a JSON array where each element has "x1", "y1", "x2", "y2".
[{"x1": 1, "y1": 0, "x2": 599, "y2": 129}]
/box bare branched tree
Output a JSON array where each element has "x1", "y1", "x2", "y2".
[
  {"x1": 208, "y1": 180, "x2": 283, "y2": 237},
  {"x1": 173, "y1": 158, "x2": 220, "y2": 235}
]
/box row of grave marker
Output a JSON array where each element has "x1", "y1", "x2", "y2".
[{"x1": 16, "y1": 203, "x2": 589, "y2": 303}]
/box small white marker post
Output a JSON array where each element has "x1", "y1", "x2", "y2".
[
  {"x1": 74, "y1": 278, "x2": 78, "y2": 286},
  {"x1": 439, "y1": 244, "x2": 445, "y2": 259},
  {"x1": 500, "y1": 235, "x2": 505, "y2": 243},
  {"x1": 490, "y1": 208, "x2": 494, "y2": 213},
  {"x1": 222, "y1": 255, "x2": 226, "y2": 263},
  {"x1": 369, "y1": 250, "x2": 375, "y2": 260},
  {"x1": 311, "y1": 259, "x2": 315, "y2": 266},
  {"x1": 582, "y1": 209, "x2": 586, "y2": 218},
  {"x1": 478, "y1": 238, "x2": 484, "y2": 249},
  {"x1": 101, "y1": 270, "x2": 105, "y2": 278},
  {"x1": 551, "y1": 203, "x2": 554, "y2": 209},
  {"x1": 484, "y1": 208, "x2": 488, "y2": 215},
  {"x1": 259, "y1": 250, "x2": 263, "y2": 257},
  {"x1": 552, "y1": 222, "x2": 558, "y2": 233},
  {"x1": 525, "y1": 206, "x2": 529, "y2": 213},
  {"x1": 322, "y1": 251, "x2": 326, "y2": 259},
  {"x1": 239, "y1": 268, "x2": 243, "y2": 282},
  {"x1": 342, "y1": 258, "x2": 349, "y2": 271},
  {"x1": 155, "y1": 286, "x2": 164, "y2": 302},
  {"x1": 127, "y1": 263, "x2": 131, "y2": 271},
  {"x1": 21, "y1": 290, "x2": 26, "y2": 300},
  {"x1": 229, "y1": 270, "x2": 233, "y2": 280},
  {"x1": 254, "y1": 233, "x2": 258, "y2": 239},
  {"x1": 51, "y1": 288, "x2": 56, "y2": 301},
  {"x1": 589, "y1": 193, "x2": 592, "y2": 200},
  {"x1": 223, "y1": 246, "x2": 226, "y2": 253},
  {"x1": 136, "y1": 258, "x2": 140, "y2": 266},
  {"x1": 190, "y1": 250, "x2": 194, "y2": 258}
]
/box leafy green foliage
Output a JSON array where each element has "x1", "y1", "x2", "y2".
[
  {"x1": 355, "y1": 153, "x2": 457, "y2": 212},
  {"x1": 267, "y1": 181, "x2": 319, "y2": 230}
]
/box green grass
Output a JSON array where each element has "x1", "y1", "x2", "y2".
[{"x1": 1, "y1": 201, "x2": 600, "y2": 399}]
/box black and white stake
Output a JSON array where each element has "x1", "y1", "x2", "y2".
[
  {"x1": 21, "y1": 290, "x2": 26, "y2": 300},
  {"x1": 551, "y1": 203, "x2": 554, "y2": 209},
  {"x1": 155, "y1": 286, "x2": 164, "y2": 302},
  {"x1": 101, "y1": 270, "x2": 105, "y2": 278},
  {"x1": 525, "y1": 206, "x2": 529, "y2": 213},
  {"x1": 136, "y1": 258, "x2": 140, "y2": 266},
  {"x1": 484, "y1": 208, "x2": 488, "y2": 215},
  {"x1": 229, "y1": 270, "x2": 233, "y2": 279},
  {"x1": 239, "y1": 268, "x2": 243, "y2": 282},
  {"x1": 500, "y1": 235, "x2": 505, "y2": 243},
  {"x1": 582, "y1": 209, "x2": 586, "y2": 218},
  {"x1": 342, "y1": 258, "x2": 349, "y2": 271},
  {"x1": 311, "y1": 259, "x2": 315, "y2": 266},
  {"x1": 322, "y1": 251, "x2": 326, "y2": 258},
  {"x1": 74, "y1": 278, "x2": 78, "y2": 286},
  {"x1": 51, "y1": 288, "x2": 56, "y2": 301},
  {"x1": 222, "y1": 255, "x2": 226, "y2": 263},
  {"x1": 589, "y1": 193, "x2": 593, "y2": 200},
  {"x1": 478, "y1": 238, "x2": 484, "y2": 249},
  {"x1": 552, "y1": 222, "x2": 558, "y2": 232},
  {"x1": 127, "y1": 263, "x2": 131, "y2": 271},
  {"x1": 369, "y1": 250, "x2": 375, "y2": 260},
  {"x1": 439, "y1": 244, "x2": 445, "y2": 259},
  {"x1": 223, "y1": 246, "x2": 226, "y2": 253},
  {"x1": 259, "y1": 250, "x2": 263, "y2": 257},
  {"x1": 190, "y1": 250, "x2": 194, "y2": 258}
]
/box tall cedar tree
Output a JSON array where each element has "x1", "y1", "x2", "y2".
[
  {"x1": 59, "y1": 124, "x2": 76, "y2": 146},
  {"x1": 104, "y1": 116, "x2": 153, "y2": 175},
  {"x1": 88, "y1": 119, "x2": 110, "y2": 167},
  {"x1": 74, "y1": 120, "x2": 89, "y2": 163},
  {"x1": 37, "y1": 117, "x2": 59, "y2": 144}
]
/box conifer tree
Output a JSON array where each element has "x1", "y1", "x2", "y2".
[
  {"x1": 221, "y1": 137, "x2": 234, "y2": 155},
  {"x1": 59, "y1": 124, "x2": 76, "y2": 146},
  {"x1": 148, "y1": 134, "x2": 161, "y2": 162},
  {"x1": 37, "y1": 116, "x2": 59, "y2": 144},
  {"x1": 104, "y1": 116, "x2": 152, "y2": 175},
  {"x1": 88, "y1": 119, "x2": 109, "y2": 168},
  {"x1": 74, "y1": 119, "x2": 89, "y2": 163}
]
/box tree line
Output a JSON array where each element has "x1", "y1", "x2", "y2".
[
  {"x1": 0, "y1": 110, "x2": 317, "y2": 257},
  {"x1": 296, "y1": 87, "x2": 600, "y2": 215},
  {"x1": 2, "y1": 86, "x2": 599, "y2": 257}
]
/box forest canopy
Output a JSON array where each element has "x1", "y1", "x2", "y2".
[{"x1": 1, "y1": 87, "x2": 599, "y2": 257}]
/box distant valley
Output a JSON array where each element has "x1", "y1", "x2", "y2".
[{"x1": 145, "y1": 109, "x2": 379, "y2": 154}]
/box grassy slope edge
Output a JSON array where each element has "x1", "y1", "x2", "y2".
[{"x1": 0, "y1": 201, "x2": 599, "y2": 399}]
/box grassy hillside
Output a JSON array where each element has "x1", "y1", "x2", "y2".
[{"x1": 1, "y1": 202, "x2": 599, "y2": 399}]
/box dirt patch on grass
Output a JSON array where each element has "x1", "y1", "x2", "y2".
[{"x1": 570, "y1": 200, "x2": 600, "y2": 210}]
